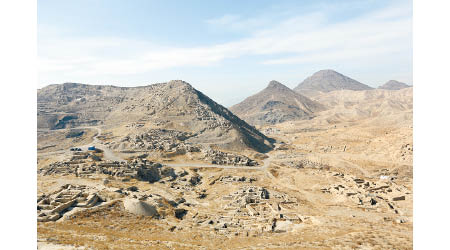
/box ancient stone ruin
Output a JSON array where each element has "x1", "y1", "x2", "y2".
[
  {"x1": 282, "y1": 159, "x2": 330, "y2": 170},
  {"x1": 110, "y1": 129, "x2": 200, "y2": 153},
  {"x1": 38, "y1": 158, "x2": 177, "y2": 184},
  {"x1": 37, "y1": 184, "x2": 102, "y2": 222},
  {"x1": 203, "y1": 149, "x2": 258, "y2": 166},
  {"x1": 321, "y1": 172, "x2": 411, "y2": 218},
  {"x1": 191, "y1": 186, "x2": 302, "y2": 235}
]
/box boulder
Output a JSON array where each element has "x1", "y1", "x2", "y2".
[
  {"x1": 177, "y1": 170, "x2": 188, "y2": 177},
  {"x1": 354, "y1": 178, "x2": 365, "y2": 184},
  {"x1": 261, "y1": 188, "x2": 270, "y2": 199},
  {"x1": 127, "y1": 186, "x2": 138, "y2": 192},
  {"x1": 137, "y1": 165, "x2": 161, "y2": 183},
  {"x1": 395, "y1": 218, "x2": 407, "y2": 223},
  {"x1": 176, "y1": 197, "x2": 186, "y2": 204},
  {"x1": 393, "y1": 196, "x2": 405, "y2": 201},
  {"x1": 167, "y1": 200, "x2": 178, "y2": 207},
  {"x1": 174, "y1": 208, "x2": 188, "y2": 219},
  {"x1": 123, "y1": 199, "x2": 159, "y2": 217},
  {"x1": 160, "y1": 167, "x2": 177, "y2": 180},
  {"x1": 189, "y1": 175, "x2": 202, "y2": 186}
]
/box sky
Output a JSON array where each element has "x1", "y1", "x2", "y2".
[{"x1": 38, "y1": 0, "x2": 412, "y2": 106}]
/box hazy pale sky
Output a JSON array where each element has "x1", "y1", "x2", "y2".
[{"x1": 38, "y1": 0, "x2": 412, "y2": 106}]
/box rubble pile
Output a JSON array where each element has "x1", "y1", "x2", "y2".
[
  {"x1": 274, "y1": 153, "x2": 307, "y2": 159},
  {"x1": 203, "y1": 149, "x2": 258, "y2": 166},
  {"x1": 193, "y1": 104, "x2": 234, "y2": 130},
  {"x1": 399, "y1": 143, "x2": 413, "y2": 161},
  {"x1": 168, "y1": 173, "x2": 203, "y2": 192},
  {"x1": 217, "y1": 176, "x2": 257, "y2": 184},
  {"x1": 283, "y1": 159, "x2": 330, "y2": 169},
  {"x1": 262, "y1": 127, "x2": 281, "y2": 135},
  {"x1": 108, "y1": 129, "x2": 259, "y2": 166},
  {"x1": 111, "y1": 129, "x2": 201, "y2": 153}
]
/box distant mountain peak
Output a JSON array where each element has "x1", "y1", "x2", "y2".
[
  {"x1": 268, "y1": 80, "x2": 282, "y2": 87},
  {"x1": 230, "y1": 80, "x2": 325, "y2": 125},
  {"x1": 294, "y1": 69, "x2": 373, "y2": 93},
  {"x1": 378, "y1": 80, "x2": 411, "y2": 90},
  {"x1": 315, "y1": 69, "x2": 341, "y2": 75},
  {"x1": 266, "y1": 80, "x2": 290, "y2": 91}
]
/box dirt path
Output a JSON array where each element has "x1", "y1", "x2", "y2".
[
  {"x1": 37, "y1": 127, "x2": 101, "y2": 157},
  {"x1": 78, "y1": 127, "x2": 125, "y2": 162},
  {"x1": 38, "y1": 127, "x2": 125, "y2": 162}
]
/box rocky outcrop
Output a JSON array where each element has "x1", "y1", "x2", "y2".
[
  {"x1": 137, "y1": 164, "x2": 162, "y2": 183},
  {"x1": 174, "y1": 208, "x2": 188, "y2": 219}
]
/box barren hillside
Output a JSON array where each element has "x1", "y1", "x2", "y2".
[
  {"x1": 230, "y1": 80, "x2": 325, "y2": 126},
  {"x1": 294, "y1": 69, "x2": 373, "y2": 94},
  {"x1": 37, "y1": 81, "x2": 273, "y2": 153},
  {"x1": 378, "y1": 80, "x2": 411, "y2": 90}
]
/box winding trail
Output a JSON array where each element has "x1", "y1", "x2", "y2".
[{"x1": 76, "y1": 127, "x2": 124, "y2": 162}]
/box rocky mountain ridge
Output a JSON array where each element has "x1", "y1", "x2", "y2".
[
  {"x1": 230, "y1": 80, "x2": 325, "y2": 125},
  {"x1": 37, "y1": 80, "x2": 273, "y2": 153}
]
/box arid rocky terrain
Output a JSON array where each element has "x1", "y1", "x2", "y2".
[
  {"x1": 38, "y1": 80, "x2": 272, "y2": 153},
  {"x1": 37, "y1": 72, "x2": 412, "y2": 249},
  {"x1": 230, "y1": 80, "x2": 325, "y2": 126}
]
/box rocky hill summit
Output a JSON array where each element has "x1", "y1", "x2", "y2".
[
  {"x1": 294, "y1": 69, "x2": 373, "y2": 93},
  {"x1": 37, "y1": 80, "x2": 273, "y2": 153},
  {"x1": 378, "y1": 80, "x2": 411, "y2": 90},
  {"x1": 229, "y1": 80, "x2": 325, "y2": 126}
]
